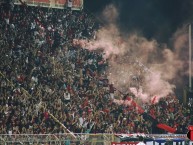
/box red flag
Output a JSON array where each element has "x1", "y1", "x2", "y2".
[
  {"x1": 157, "y1": 123, "x2": 176, "y2": 133},
  {"x1": 151, "y1": 96, "x2": 157, "y2": 104},
  {"x1": 130, "y1": 100, "x2": 144, "y2": 114}
]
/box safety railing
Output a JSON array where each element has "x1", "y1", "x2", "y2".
[
  {"x1": 0, "y1": 133, "x2": 115, "y2": 145},
  {"x1": 0, "y1": 133, "x2": 192, "y2": 145}
]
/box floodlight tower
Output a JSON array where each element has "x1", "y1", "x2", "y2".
[{"x1": 189, "y1": 24, "x2": 192, "y2": 92}]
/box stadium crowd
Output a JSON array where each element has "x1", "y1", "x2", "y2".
[{"x1": 0, "y1": 3, "x2": 193, "y2": 136}]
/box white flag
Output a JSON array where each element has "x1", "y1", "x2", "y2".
[{"x1": 68, "y1": 0, "x2": 73, "y2": 8}]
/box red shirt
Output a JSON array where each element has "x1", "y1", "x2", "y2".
[{"x1": 44, "y1": 112, "x2": 49, "y2": 119}]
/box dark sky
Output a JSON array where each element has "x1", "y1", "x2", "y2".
[{"x1": 84, "y1": 0, "x2": 193, "y2": 43}]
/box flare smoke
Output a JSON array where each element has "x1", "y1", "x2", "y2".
[{"x1": 74, "y1": 5, "x2": 192, "y2": 103}]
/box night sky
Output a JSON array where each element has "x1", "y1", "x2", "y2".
[{"x1": 84, "y1": 0, "x2": 193, "y2": 43}]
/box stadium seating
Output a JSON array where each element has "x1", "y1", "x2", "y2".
[{"x1": 0, "y1": 4, "x2": 192, "y2": 136}]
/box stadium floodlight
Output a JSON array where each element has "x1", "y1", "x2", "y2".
[{"x1": 189, "y1": 24, "x2": 192, "y2": 92}]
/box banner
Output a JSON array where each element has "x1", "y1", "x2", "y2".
[
  {"x1": 14, "y1": 0, "x2": 83, "y2": 10},
  {"x1": 111, "y1": 142, "x2": 139, "y2": 145}
]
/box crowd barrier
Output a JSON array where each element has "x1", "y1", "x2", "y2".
[
  {"x1": 0, "y1": 133, "x2": 114, "y2": 145},
  {"x1": 0, "y1": 134, "x2": 192, "y2": 145}
]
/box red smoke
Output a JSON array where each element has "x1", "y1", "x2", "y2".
[{"x1": 73, "y1": 5, "x2": 192, "y2": 104}]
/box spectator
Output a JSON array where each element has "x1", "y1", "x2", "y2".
[{"x1": 0, "y1": 3, "x2": 192, "y2": 136}]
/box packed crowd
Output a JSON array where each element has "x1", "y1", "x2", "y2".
[{"x1": 0, "y1": 3, "x2": 193, "y2": 135}]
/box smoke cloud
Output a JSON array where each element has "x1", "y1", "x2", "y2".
[
  {"x1": 74, "y1": 5, "x2": 192, "y2": 104},
  {"x1": 113, "y1": 99, "x2": 132, "y2": 106},
  {"x1": 102, "y1": 4, "x2": 118, "y2": 23}
]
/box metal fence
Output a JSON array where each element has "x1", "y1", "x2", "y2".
[
  {"x1": 0, "y1": 134, "x2": 191, "y2": 145},
  {"x1": 0, "y1": 133, "x2": 115, "y2": 145}
]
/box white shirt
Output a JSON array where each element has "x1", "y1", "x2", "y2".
[
  {"x1": 137, "y1": 142, "x2": 146, "y2": 145},
  {"x1": 5, "y1": 18, "x2": 9, "y2": 24},
  {"x1": 64, "y1": 92, "x2": 70, "y2": 100},
  {"x1": 8, "y1": 130, "x2": 12, "y2": 135},
  {"x1": 79, "y1": 117, "x2": 84, "y2": 126}
]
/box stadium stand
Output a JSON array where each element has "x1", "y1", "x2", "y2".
[{"x1": 0, "y1": 1, "x2": 193, "y2": 138}]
